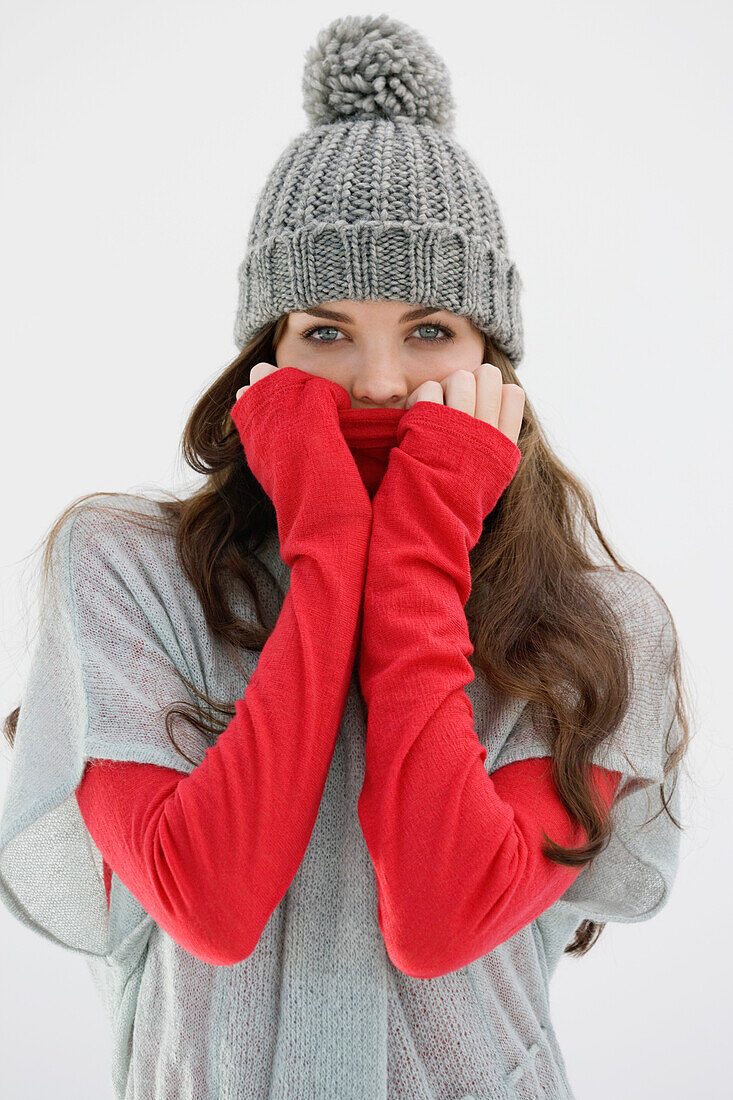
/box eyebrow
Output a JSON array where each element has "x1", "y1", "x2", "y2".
[{"x1": 299, "y1": 305, "x2": 447, "y2": 324}]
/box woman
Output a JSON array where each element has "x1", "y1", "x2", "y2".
[{"x1": 0, "y1": 14, "x2": 691, "y2": 1099}]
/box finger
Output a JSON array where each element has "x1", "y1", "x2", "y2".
[
  {"x1": 406, "y1": 379, "x2": 443, "y2": 409},
  {"x1": 442, "y1": 369, "x2": 476, "y2": 417},
  {"x1": 235, "y1": 362, "x2": 279, "y2": 407},
  {"x1": 473, "y1": 364, "x2": 504, "y2": 427},
  {"x1": 249, "y1": 362, "x2": 278, "y2": 385},
  {"x1": 497, "y1": 384, "x2": 526, "y2": 446}
]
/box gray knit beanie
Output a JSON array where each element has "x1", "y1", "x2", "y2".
[{"x1": 232, "y1": 12, "x2": 525, "y2": 368}]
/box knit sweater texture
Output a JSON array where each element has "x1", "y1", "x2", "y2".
[{"x1": 0, "y1": 368, "x2": 682, "y2": 1099}]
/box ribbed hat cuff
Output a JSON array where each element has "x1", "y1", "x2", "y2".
[{"x1": 233, "y1": 219, "x2": 524, "y2": 365}]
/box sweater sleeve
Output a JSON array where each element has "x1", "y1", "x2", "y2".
[
  {"x1": 356, "y1": 399, "x2": 623, "y2": 979},
  {"x1": 75, "y1": 369, "x2": 372, "y2": 968},
  {"x1": 77, "y1": 754, "x2": 621, "y2": 953}
]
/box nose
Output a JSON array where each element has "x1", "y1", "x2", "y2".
[
  {"x1": 350, "y1": 377, "x2": 408, "y2": 409},
  {"x1": 346, "y1": 349, "x2": 412, "y2": 408}
]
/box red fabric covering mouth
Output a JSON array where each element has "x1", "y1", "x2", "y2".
[{"x1": 338, "y1": 407, "x2": 406, "y2": 498}]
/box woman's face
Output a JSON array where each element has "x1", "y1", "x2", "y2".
[{"x1": 274, "y1": 299, "x2": 486, "y2": 409}]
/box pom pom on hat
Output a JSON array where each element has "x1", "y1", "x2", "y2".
[{"x1": 302, "y1": 12, "x2": 456, "y2": 132}]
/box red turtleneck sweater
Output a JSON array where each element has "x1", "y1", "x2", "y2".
[{"x1": 75, "y1": 401, "x2": 622, "y2": 970}]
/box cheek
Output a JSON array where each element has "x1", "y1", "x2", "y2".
[
  {"x1": 429, "y1": 345, "x2": 483, "y2": 380},
  {"x1": 275, "y1": 338, "x2": 309, "y2": 368},
  {"x1": 277, "y1": 336, "x2": 333, "y2": 365}
]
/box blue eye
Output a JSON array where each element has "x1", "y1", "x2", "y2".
[
  {"x1": 301, "y1": 325, "x2": 342, "y2": 343},
  {"x1": 413, "y1": 323, "x2": 455, "y2": 342}
]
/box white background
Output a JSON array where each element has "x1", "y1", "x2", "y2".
[{"x1": 1, "y1": 2, "x2": 730, "y2": 1097}]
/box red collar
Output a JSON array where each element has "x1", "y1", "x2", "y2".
[{"x1": 338, "y1": 407, "x2": 406, "y2": 498}]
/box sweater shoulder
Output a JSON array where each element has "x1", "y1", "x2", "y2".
[
  {"x1": 586, "y1": 566, "x2": 674, "y2": 654},
  {"x1": 59, "y1": 492, "x2": 178, "y2": 572}
]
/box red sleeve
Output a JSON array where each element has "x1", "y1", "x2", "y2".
[
  {"x1": 356, "y1": 399, "x2": 623, "y2": 979},
  {"x1": 78, "y1": 759, "x2": 189, "y2": 914},
  {"x1": 83, "y1": 756, "x2": 622, "y2": 947},
  {"x1": 75, "y1": 368, "x2": 372, "y2": 967}
]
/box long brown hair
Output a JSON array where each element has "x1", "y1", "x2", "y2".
[{"x1": 3, "y1": 313, "x2": 694, "y2": 958}]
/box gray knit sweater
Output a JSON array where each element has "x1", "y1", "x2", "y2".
[{"x1": 0, "y1": 492, "x2": 682, "y2": 1098}]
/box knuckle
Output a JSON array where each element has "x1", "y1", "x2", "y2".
[{"x1": 252, "y1": 361, "x2": 274, "y2": 377}]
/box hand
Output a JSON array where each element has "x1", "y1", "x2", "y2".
[
  {"x1": 230, "y1": 364, "x2": 373, "y2": 534},
  {"x1": 405, "y1": 364, "x2": 525, "y2": 447},
  {"x1": 235, "y1": 361, "x2": 278, "y2": 403}
]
